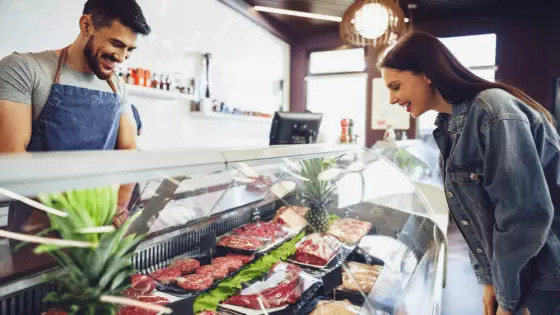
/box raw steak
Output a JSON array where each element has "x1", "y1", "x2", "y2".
[
  {"x1": 130, "y1": 275, "x2": 156, "y2": 295},
  {"x1": 274, "y1": 206, "x2": 309, "y2": 225},
  {"x1": 197, "y1": 311, "x2": 221, "y2": 315},
  {"x1": 218, "y1": 235, "x2": 264, "y2": 251},
  {"x1": 196, "y1": 265, "x2": 229, "y2": 280},
  {"x1": 117, "y1": 306, "x2": 157, "y2": 315},
  {"x1": 169, "y1": 258, "x2": 201, "y2": 274},
  {"x1": 149, "y1": 267, "x2": 182, "y2": 285},
  {"x1": 233, "y1": 222, "x2": 284, "y2": 241},
  {"x1": 42, "y1": 310, "x2": 68, "y2": 315},
  {"x1": 294, "y1": 233, "x2": 340, "y2": 266},
  {"x1": 224, "y1": 262, "x2": 303, "y2": 309},
  {"x1": 213, "y1": 257, "x2": 243, "y2": 273},
  {"x1": 177, "y1": 274, "x2": 214, "y2": 292},
  {"x1": 136, "y1": 295, "x2": 169, "y2": 305},
  {"x1": 328, "y1": 218, "x2": 372, "y2": 245},
  {"x1": 225, "y1": 253, "x2": 255, "y2": 264}
]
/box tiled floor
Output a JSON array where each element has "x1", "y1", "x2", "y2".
[{"x1": 441, "y1": 218, "x2": 483, "y2": 315}]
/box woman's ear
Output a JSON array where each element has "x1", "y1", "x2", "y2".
[{"x1": 422, "y1": 74, "x2": 432, "y2": 85}]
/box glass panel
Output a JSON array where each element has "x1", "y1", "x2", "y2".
[
  {"x1": 439, "y1": 33, "x2": 497, "y2": 68},
  {"x1": 309, "y1": 48, "x2": 366, "y2": 74},
  {"x1": 306, "y1": 74, "x2": 367, "y2": 145}
]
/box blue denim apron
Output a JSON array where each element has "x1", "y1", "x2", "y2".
[{"x1": 8, "y1": 46, "x2": 121, "y2": 244}]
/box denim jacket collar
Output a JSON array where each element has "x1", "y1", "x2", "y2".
[{"x1": 434, "y1": 101, "x2": 470, "y2": 135}]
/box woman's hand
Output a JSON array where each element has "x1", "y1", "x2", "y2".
[
  {"x1": 483, "y1": 284, "x2": 497, "y2": 315},
  {"x1": 113, "y1": 206, "x2": 129, "y2": 227}
]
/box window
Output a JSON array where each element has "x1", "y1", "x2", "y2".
[
  {"x1": 418, "y1": 34, "x2": 497, "y2": 138},
  {"x1": 309, "y1": 48, "x2": 366, "y2": 74}
]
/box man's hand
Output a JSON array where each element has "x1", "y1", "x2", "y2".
[
  {"x1": 113, "y1": 206, "x2": 129, "y2": 227},
  {"x1": 483, "y1": 284, "x2": 497, "y2": 315}
]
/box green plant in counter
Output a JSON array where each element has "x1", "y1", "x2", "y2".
[
  {"x1": 36, "y1": 187, "x2": 146, "y2": 315},
  {"x1": 299, "y1": 158, "x2": 337, "y2": 233}
]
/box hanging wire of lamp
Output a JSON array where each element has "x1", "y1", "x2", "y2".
[{"x1": 340, "y1": 0, "x2": 407, "y2": 47}]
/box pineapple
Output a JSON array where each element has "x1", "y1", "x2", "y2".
[
  {"x1": 299, "y1": 158, "x2": 337, "y2": 233},
  {"x1": 36, "y1": 188, "x2": 146, "y2": 315}
]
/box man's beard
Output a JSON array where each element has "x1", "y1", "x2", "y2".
[{"x1": 83, "y1": 35, "x2": 112, "y2": 80}]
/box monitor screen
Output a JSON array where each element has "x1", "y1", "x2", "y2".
[{"x1": 269, "y1": 112, "x2": 323, "y2": 145}]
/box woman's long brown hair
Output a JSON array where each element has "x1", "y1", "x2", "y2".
[{"x1": 378, "y1": 31, "x2": 554, "y2": 124}]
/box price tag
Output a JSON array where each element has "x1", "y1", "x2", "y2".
[
  {"x1": 322, "y1": 266, "x2": 343, "y2": 295},
  {"x1": 169, "y1": 296, "x2": 195, "y2": 315},
  {"x1": 200, "y1": 231, "x2": 216, "y2": 252}
]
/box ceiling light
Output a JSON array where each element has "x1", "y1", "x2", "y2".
[
  {"x1": 254, "y1": 6, "x2": 343, "y2": 22},
  {"x1": 354, "y1": 3, "x2": 390, "y2": 39}
]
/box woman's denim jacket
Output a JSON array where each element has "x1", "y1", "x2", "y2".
[{"x1": 433, "y1": 88, "x2": 560, "y2": 312}]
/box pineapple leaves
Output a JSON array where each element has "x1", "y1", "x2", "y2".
[{"x1": 35, "y1": 186, "x2": 146, "y2": 314}]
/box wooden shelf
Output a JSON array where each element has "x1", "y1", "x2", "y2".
[
  {"x1": 190, "y1": 111, "x2": 273, "y2": 123},
  {"x1": 127, "y1": 84, "x2": 197, "y2": 101}
]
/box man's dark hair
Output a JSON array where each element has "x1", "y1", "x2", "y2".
[{"x1": 83, "y1": 0, "x2": 151, "y2": 36}]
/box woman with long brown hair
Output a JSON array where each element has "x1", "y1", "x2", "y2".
[{"x1": 378, "y1": 31, "x2": 560, "y2": 315}]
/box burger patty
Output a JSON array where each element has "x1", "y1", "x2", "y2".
[
  {"x1": 212, "y1": 257, "x2": 243, "y2": 273},
  {"x1": 169, "y1": 258, "x2": 200, "y2": 275},
  {"x1": 225, "y1": 253, "x2": 255, "y2": 264},
  {"x1": 196, "y1": 265, "x2": 229, "y2": 280},
  {"x1": 149, "y1": 267, "x2": 182, "y2": 285},
  {"x1": 177, "y1": 274, "x2": 214, "y2": 292}
]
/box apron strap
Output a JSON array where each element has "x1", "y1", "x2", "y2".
[
  {"x1": 54, "y1": 45, "x2": 119, "y2": 94},
  {"x1": 53, "y1": 46, "x2": 69, "y2": 85}
]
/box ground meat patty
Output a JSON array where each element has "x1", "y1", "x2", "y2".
[
  {"x1": 212, "y1": 257, "x2": 243, "y2": 273},
  {"x1": 169, "y1": 258, "x2": 200, "y2": 275},
  {"x1": 225, "y1": 253, "x2": 255, "y2": 264},
  {"x1": 149, "y1": 267, "x2": 182, "y2": 285},
  {"x1": 177, "y1": 274, "x2": 214, "y2": 292},
  {"x1": 196, "y1": 265, "x2": 229, "y2": 280},
  {"x1": 217, "y1": 235, "x2": 264, "y2": 251}
]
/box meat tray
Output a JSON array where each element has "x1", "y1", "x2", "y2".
[
  {"x1": 148, "y1": 252, "x2": 252, "y2": 298},
  {"x1": 216, "y1": 221, "x2": 297, "y2": 256},
  {"x1": 218, "y1": 263, "x2": 322, "y2": 315}
]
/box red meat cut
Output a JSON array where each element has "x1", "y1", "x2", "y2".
[
  {"x1": 129, "y1": 275, "x2": 156, "y2": 296},
  {"x1": 196, "y1": 265, "x2": 229, "y2": 280},
  {"x1": 294, "y1": 233, "x2": 340, "y2": 266},
  {"x1": 117, "y1": 296, "x2": 168, "y2": 315},
  {"x1": 169, "y1": 258, "x2": 201, "y2": 274},
  {"x1": 197, "y1": 311, "x2": 221, "y2": 315},
  {"x1": 233, "y1": 222, "x2": 284, "y2": 241},
  {"x1": 149, "y1": 267, "x2": 182, "y2": 285},
  {"x1": 177, "y1": 274, "x2": 214, "y2": 292},
  {"x1": 137, "y1": 295, "x2": 169, "y2": 305},
  {"x1": 212, "y1": 257, "x2": 243, "y2": 273},
  {"x1": 218, "y1": 235, "x2": 264, "y2": 251},
  {"x1": 224, "y1": 263, "x2": 303, "y2": 309},
  {"x1": 225, "y1": 253, "x2": 255, "y2": 264}
]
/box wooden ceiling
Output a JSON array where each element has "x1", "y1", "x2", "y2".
[{"x1": 240, "y1": 0, "x2": 560, "y2": 40}]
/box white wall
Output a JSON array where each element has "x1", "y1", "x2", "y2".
[{"x1": 0, "y1": 0, "x2": 290, "y2": 149}]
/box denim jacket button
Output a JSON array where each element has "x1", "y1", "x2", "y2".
[
  {"x1": 446, "y1": 191, "x2": 454, "y2": 198},
  {"x1": 476, "y1": 248, "x2": 484, "y2": 254},
  {"x1": 470, "y1": 173, "x2": 476, "y2": 179},
  {"x1": 460, "y1": 220, "x2": 469, "y2": 226}
]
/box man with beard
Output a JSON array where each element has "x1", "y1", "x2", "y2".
[{"x1": 0, "y1": 0, "x2": 151, "y2": 235}]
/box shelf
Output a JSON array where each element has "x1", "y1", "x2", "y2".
[
  {"x1": 127, "y1": 84, "x2": 197, "y2": 101},
  {"x1": 190, "y1": 111, "x2": 273, "y2": 123}
]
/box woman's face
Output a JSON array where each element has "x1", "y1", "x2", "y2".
[{"x1": 381, "y1": 68, "x2": 435, "y2": 118}]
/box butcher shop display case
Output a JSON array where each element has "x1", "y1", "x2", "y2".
[{"x1": 0, "y1": 144, "x2": 446, "y2": 315}]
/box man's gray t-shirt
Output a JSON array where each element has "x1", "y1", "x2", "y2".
[{"x1": 0, "y1": 50, "x2": 133, "y2": 121}]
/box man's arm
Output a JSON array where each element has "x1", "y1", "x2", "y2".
[
  {"x1": 0, "y1": 100, "x2": 32, "y2": 153},
  {"x1": 113, "y1": 114, "x2": 137, "y2": 226}
]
